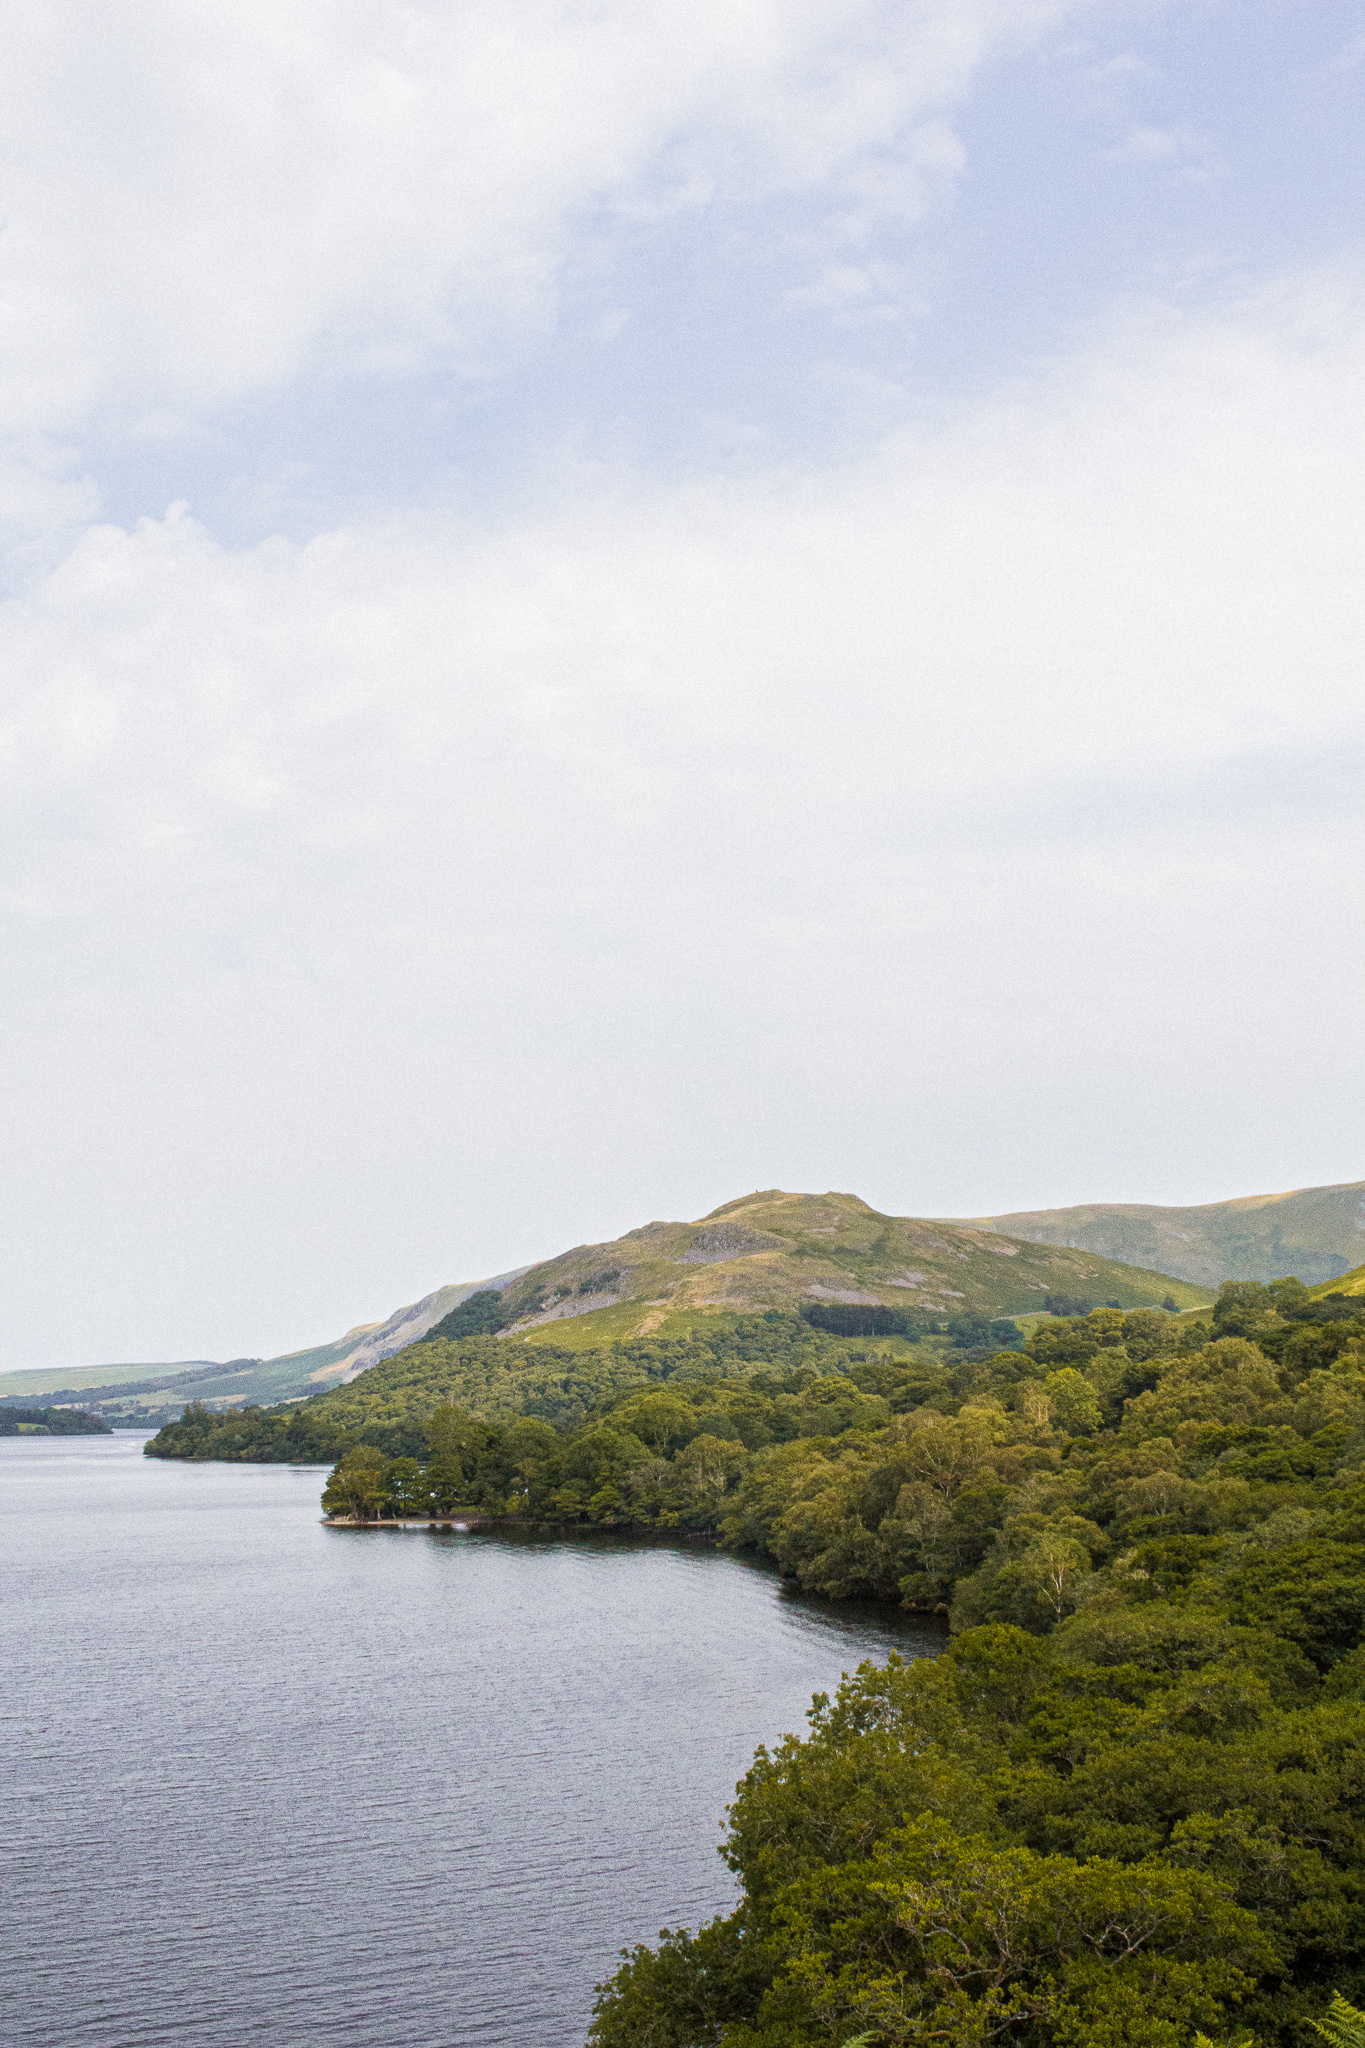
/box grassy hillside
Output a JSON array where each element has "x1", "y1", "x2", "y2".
[
  {"x1": 0, "y1": 1276, "x2": 526, "y2": 1423},
  {"x1": 0, "y1": 1358, "x2": 216, "y2": 1399},
  {"x1": 1312, "y1": 1260, "x2": 1365, "y2": 1299},
  {"x1": 967, "y1": 1177, "x2": 1365, "y2": 1287},
  {"x1": 487, "y1": 1189, "x2": 1208, "y2": 1351}
]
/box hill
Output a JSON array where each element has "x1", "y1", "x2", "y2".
[
  {"x1": 965, "y1": 1177, "x2": 1365, "y2": 1289},
  {"x1": 0, "y1": 1271, "x2": 531, "y2": 1423},
  {"x1": 481, "y1": 1188, "x2": 1209, "y2": 1348},
  {"x1": 1312, "y1": 1260, "x2": 1365, "y2": 1299},
  {"x1": 11, "y1": 1189, "x2": 1209, "y2": 1426}
]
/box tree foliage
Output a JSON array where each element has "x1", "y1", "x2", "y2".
[
  {"x1": 1313, "y1": 1995, "x2": 1365, "y2": 2048},
  {"x1": 585, "y1": 1282, "x2": 1365, "y2": 2048},
  {"x1": 0, "y1": 1405, "x2": 111, "y2": 1435}
]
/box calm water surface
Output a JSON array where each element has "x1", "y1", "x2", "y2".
[{"x1": 2, "y1": 1434, "x2": 942, "y2": 2048}]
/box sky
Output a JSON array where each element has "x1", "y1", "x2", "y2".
[{"x1": 2, "y1": 0, "x2": 1364, "y2": 1369}]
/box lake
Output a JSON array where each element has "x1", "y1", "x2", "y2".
[{"x1": 2, "y1": 1433, "x2": 943, "y2": 2048}]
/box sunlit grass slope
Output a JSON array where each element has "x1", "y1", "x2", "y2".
[
  {"x1": 967, "y1": 1179, "x2": 1365, "y2": 1288},
  {"x1": 1311, "y1": 1262, "x2": 1365, "y2": 1298},
  {"x1": 498, "y1": 1188, "x2": 1209, "y2": 1351}
]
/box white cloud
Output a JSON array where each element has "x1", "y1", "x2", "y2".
[
  {"x1": 1101, "y1": 122, "x2": 1216, "y2": 177},
  {"x1": 1, "y1": 265, "x2": 1363, "y2": 1361},
  {"x1": 5, "y1": 270, "x2": 1363, "y2": 965},
  {"x1": 0, "y1": 0, "x2": 1085, "y2": 464}
]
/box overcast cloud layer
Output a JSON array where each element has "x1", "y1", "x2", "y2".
[{"x1": 2, "y1": 1, "x2": 1363, "y2": 1368}]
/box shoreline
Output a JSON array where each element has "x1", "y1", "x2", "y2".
[
  {"x1": 321, "y1": 1512, "x2": 720, "y2": 1542},
  {"x1": 324, "y1": 1511, "x2": 522, "y2": 1530}
]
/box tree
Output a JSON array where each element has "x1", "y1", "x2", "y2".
[
  {"x1": 968, "y1": 1531, "x2": 1092, "y2": 1631},
  {"x1": 1212, "y1": 1283, "x2": 1278, "y2": 1339},
  {"x1": 608, "y1": 1390, "x2": 697, "y2": 1451},
  {"x1": 560, "y1": 1424, "x2": 652, "y2": 1487},
  {"x1": 1043, "y1": 1293, "x2": 1096, "y2": 1319},
  {"x1": 423, "y1": 1288, "x2": 511, "y2": 1341},
  {"x1": 1045, "y1": 1367, "x2": 1102, "y2": 1435},
  {"x1": 774, "y1": 1818, "x2": 1270, "y2": 2048},
  {"x1": 426, "y1": 1403, "x2": 486, "y2": 1472},
  {"x1": 426, "y1": 1455, "x2": 469, "y2": 1514},
  {"x1": 386, "y1": 1456, "x2": 428, "y2": 1516},
  {"x1": 321, "y1": 1446, "x2": 392, "y2": 1521},
  {"x1": 1122, "y1": 1310, "x2": 1181, "y2": 1364},
  {"x1": 676, "y1": 1433, "x2": 742, "y2": 1494},
  {"x1": 592, "y1": 1816, "x2": 1271, "y2": 2048},
  {"x1": 1268, "y1": 1276, "x2": 1311, "y2": 1318},
  {"x1": 1030, "y1": 1319, "x2": 1102, "y2": 1368}
]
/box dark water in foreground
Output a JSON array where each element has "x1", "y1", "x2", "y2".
[{"x1": 2, "y1": 1434, "x2": 942, "y2": 2048}]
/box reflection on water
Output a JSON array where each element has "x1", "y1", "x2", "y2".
[{"x1": 2, "y1": 1434, "x2": 943, "y2": 2048}]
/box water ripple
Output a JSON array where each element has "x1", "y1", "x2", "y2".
[{"x1": 1, "y1": 1436, "x2": 943, "y2": 2048}]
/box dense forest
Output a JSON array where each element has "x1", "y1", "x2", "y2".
[
  {"x1": 0, "y1": 1405, "x2": 111, "y2": 1435},
  {"x1": 583, "y1": 1278, "x2": 1365, "y2": 2048},
  {"x1": 143, "y1": 1306, "x2": 1017, "y2": 1467},
  {"x1": 145, "y1": 1278, "x2": 1365, "y2": 2044}
]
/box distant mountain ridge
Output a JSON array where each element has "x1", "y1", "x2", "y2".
[{"x1": 962, "y1": 1179, "x2": 1365, "y2": 1289}]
